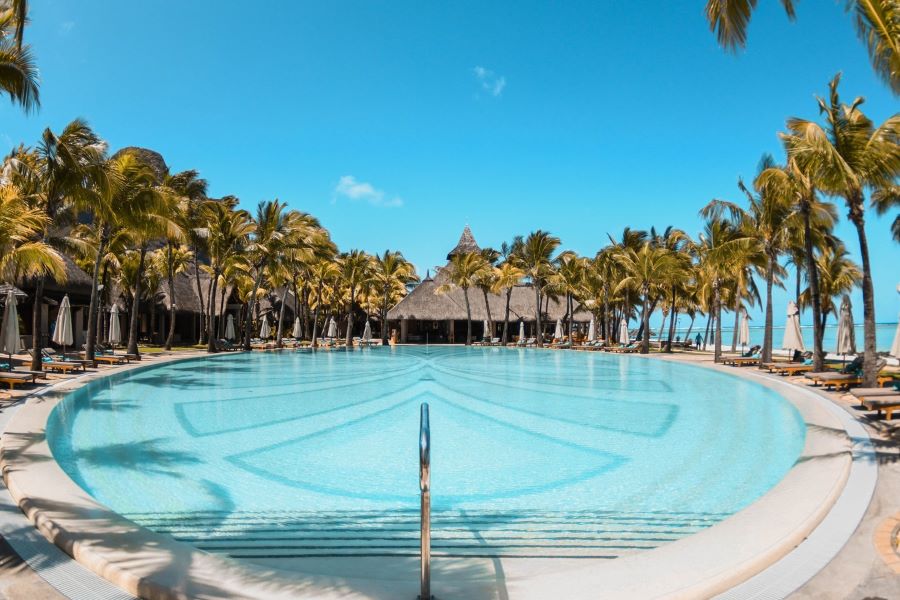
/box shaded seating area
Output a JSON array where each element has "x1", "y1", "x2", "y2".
[
  {"x1": 804, "y1": 358, "x2": 891, "y2": 390},
  {"x1": 850, "y1": 387, "x2": 900, "y2": 420}
]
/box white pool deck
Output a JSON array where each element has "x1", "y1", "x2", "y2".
[{"x1": 0, "y1": 350, "x2": 879, "y2": 599}]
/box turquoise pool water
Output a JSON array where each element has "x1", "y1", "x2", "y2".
[{"x1": 47, "y1": 347, "x2": 806, "y2": 560}]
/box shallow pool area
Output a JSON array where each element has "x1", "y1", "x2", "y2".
[{"x1": 45, "y1": 347, "x2": 806, "y2": 564}]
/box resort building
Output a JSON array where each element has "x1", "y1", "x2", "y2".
[{"x1": 388, "y1": 226, "x2": 590, "y2": 343}]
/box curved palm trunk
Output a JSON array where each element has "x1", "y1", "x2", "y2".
[
  {"x1": 29, "y1": 277, "x2": 45, "y2": 371},
  {"x1": 684, "y1": 314, "x2": 696, "y2": 343},
  {"x1": 481, "y1": 288, "x2": 492, "y2": 341},
  {"x1": 463, "y1": 287, "x2": 472, "y2": 345},
  {"x1": 713, "y1": 280, "x2": 723, "y2": 362},
  {"x1": 381, "y1": 287, "x2": 390, "y2": 343},
  {"x1": 502, "y1": 287, "x2": 512, "y2": 344},
  {"x1": 276, "y1": 287, "x2": 288, "y2": 348},
  {"x1": 126, "y1": 246, "x2": 147, "y2": 359},
  {"x1": 85, "y1": 226, "x2": 109, "y2": 361},
  {"x1": 244, "y1": 268, "x2": 264, "y2": 351},
  {"x1": 665, "y1": 285, "x2": 678, "y2": 352},
  {"x1": 206, "y1": 271, "x2": 220, "y2": 353},
  {"x1": 345, "y1": 287, "x2": 356, "y2": 346},
  {"x1": 534, "y1": 284, "x2": 543, "y2": 348},
  {"x1": 192, "y1": 255, "x2": 206, "y2": 345},
  {"x1": 762, "y1": 254, "x2": 775, "y2": 363},
  {"x1": 848, "y1": 199, "x2": 877, "y2": 386},
  {"x1": 218, "y1": 281, "x2": 228, "y2": 339},
  {"x1": 164, "y1": 243, "x2": 177, "y2": 350},
  {"x1": 801, "y1": 200, "x2": 825, "y2": 370},
  {"x1": 730, "y1": 299, "x2": 740, "y2": 352},
  {"x1": 640, "y1": 285, "x2": 650, "y2": 354}
]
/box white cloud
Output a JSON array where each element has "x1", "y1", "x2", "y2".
[
  {"x1": 333, "y1": 175, "x2": 403, "y2": 208},
  {"x1": 473, "y1": 65, "x2": 506, "y2": 97},
  {"x1": 59, "y1": 21, "x2": 75, "y2": 35}
]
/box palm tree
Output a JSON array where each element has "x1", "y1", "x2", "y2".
[
  {"x1": 309, "y1": 258, "x2": 340, "y2": 348},
  {"x1": 475, "y1": 248, "x2": 500, "y2": 341},
  {"x1": 0, "y1": 2, "x2": 39, "y2": 112},
  {"x1": 615, "y1": 244, "x2": 678, "y2": 354},
  {"x1": 783, "y1": 74, "x2": 900, "y2": 385},
  {"x1": 0, "y1": 183, "x2": 64, "y2": 281},
  {"x1": 702, "y1": 168, "x2": 795, "y2": 363},
  {"x1": 493, "y1": 260, "x2": 525, "y2": 344},
  {"x1": 436, "y1": 251, "x2": 489, "y2": 345},
  {"x1": 204, "y1": 201, "x2": 254, "y2": 352},
  {"x1": 338, "y1": 249, "x2": 372, "y2": 346},
  {"x1": 373, "y1": 250, "x2": 417, "y2": 343},
  {"x1": 161, "y1": 169, "x2": 206, "y2": 349},
  {"x1": 706, "y1": 1, "x2": 900, "y2": 95},
  {"x1": 519, "y1": 230, "x2": 560, "y2": 347}
]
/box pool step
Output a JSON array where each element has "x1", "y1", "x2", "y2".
[{"x1": 121, "y1": 509, "x2": 728, "y2": 559}]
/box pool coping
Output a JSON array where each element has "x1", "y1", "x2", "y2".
[{"x1": 0, "y1": 349, "x2": 865, "y2": 599}]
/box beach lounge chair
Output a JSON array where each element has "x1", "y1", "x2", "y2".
[
  {"x1": 850, "y1": 387, "x2": 900, "y2": 419},
  {"x1": 761, "y1": 362, "x2": 815, "y2": 376},
  {"x1": 721, "y1": 355, "x2": 760, "y2": 366},
  {"x1": 606, "y1": 342, "x2": 639, "y2": 353},
  {"x1": 524, "y1": 337, "x2": 537, "y2": 347},
  {"x1": 0, "y1": 371, "x2": 38, "y2": 389},
  {"x1": 805, "y1": 359, "x2": 890, "y2": 390},
  {"x1": 42, "y1": 348, "x2": 93, "y2": 368}
]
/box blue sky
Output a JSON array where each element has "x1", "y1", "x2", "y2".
[{"x1": 3, "y1": 1, "x2": 898, "y2": 325}]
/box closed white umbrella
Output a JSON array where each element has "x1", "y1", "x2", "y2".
[
  {"x1": 835, "y1": 295, "x2": 856, "y2": 358},
  {"x1": 225, "y1": 314, "x2": 236, "y2": 341},
  {"x1": 554, "y1": 319, "x2": 563, "y2": 340},
  {"x1": 326, "y1": 316, "x2": 337, "y2": 338},
  {"x1": 891, "y1": 284, "x2": 900, "y2": 359},
  {"x1": 52, "y1": 294, "x2": 73, "y2": 353},
  {"x1": 782, "y1": 300, "x2": 805, "y2": 352},
  {"x1": 292, "y1": 318, "x2": 302, "y2": 339},
  {"x1": 518, "y1": 320, "x2": 525, "y2": 341},
  {"x1": 108, "y1": 304, "x2": 122, "y2": 346},
  {"x1": 362, "y1": 320, "x2": 372, "y2": 342},
  {"x1": 738, "y1": 310, "x2": 751, "y2": 350},
  {"x1": 259, "y1": 314, "x2": 271, "y2": 339},
  {"x1": 0, "y1": 289, "x2": 21, "y2": 365},
  {"x1": 618, "y1": 318, "x2": 629, "y2": 345},
  {"x1": 482, "y1": 319, "x2": 490, "y2": 340},
  {"x1": 587, "y1": 317, "x2": 596, "y2": 342}
]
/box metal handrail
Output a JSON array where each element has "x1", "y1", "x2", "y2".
[{"x1": 419, "y1": 402, "x2": 431, "y2": 600}]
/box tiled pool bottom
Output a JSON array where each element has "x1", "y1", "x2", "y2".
[{"x1": 46, "y1": 347, "x2": 806, "y2": 562}]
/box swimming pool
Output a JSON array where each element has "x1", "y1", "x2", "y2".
[{"x1": 46, "y1": 347, "x2": 805, "y2": 564}]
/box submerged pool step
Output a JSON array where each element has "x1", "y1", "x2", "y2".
[{"x1": 121, "y1": 509, "x2": 725, "y2": 559}]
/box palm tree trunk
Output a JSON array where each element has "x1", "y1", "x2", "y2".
[
  {"x1": 206, "y1": 271, "x2": 219, "y2": 353},
  {"x1": 312, "y1": 282, "x2": 323, "y2": 348},
  {"x1": 502, "y1": 287, "x2": 512, "y2": 344},
  {"x1": 713, "y1": 280, "x2": 722, "y2": 362},
  {"x1": 345, "y1": 287, "x2": 355, "y2": 346},
  {"x1": 534, "y1": 285, "x2": 543, "y2": 348},
  {"x1": 684, "y1": 314, "x2": 696, "y2": 344},
  {"x1": 801, "y1": 199, "x2": 825, "y2": 370},
  {"x1": 192, "y1": 255, "x2": 206, "y2": 345},
  {"x1": 29, "y1": 276, "x2": 45, "y2": 371},
  {"x1": 381, "y1": 287, "x2": 390, "y2": 342},
  {"x1": 244, "y1": 268, "x2": 264, "y2": 351},
  {"x1": 640, "y1": 285, "x2": 650, "y2": 354},
  {"x1": 85, "y1": 226, "x2": 108, "y2": 361},
  {"x1": 666, "y1": 285, "x2": 678, "y2": 352},
  {"x1": 276, "y1": 287, "x2": 288, "y2": 348},
  {"x1": 762, "y1": 254, "x2": 775, "y2": 363},
  {"x1": 482, "y1": 288, "x2": 492, "y2": 341},
  {"x1": 218, "y1": 280, "x2": 227, "y2": 339},
  {"x1": 731, "y1": 299, "x2": 740, "y2": 352},
  {"x1": 463, "y1": 287, "x2": 472, "y2": 345},
  {"x1": 848, "y1": 199, "x2": 877, "y2": 386},
  {"x1": 164, "y1": 242, "x2": 176, "y2": 350},
  {"x1": 126, "y1": 246, "x2": 147, "y2": 359}
]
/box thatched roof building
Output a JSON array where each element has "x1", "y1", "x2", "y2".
[{"x1": 387, "y1": 227, "x2": 590, "y2": 343}]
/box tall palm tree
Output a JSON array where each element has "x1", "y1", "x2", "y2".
[
  {"x1": 615, "y1": 244, "x2": 678, "y2": 354},
  {"x1": 552, "y1": 251, "x2": 587, "y2": 340},
  {"x1": 373, "y1": 250, "x2": 417, "y2": 343},
  {"x1": 309, "y1": 257, "x2": 340, "y2": 348},
  {"x1": 0, "y1": 1, "x2": 39, "y2": 112},
  {"x1": 706, "y1": 1, "x2": 900, "y2": 95},
  {"x1": 436, "y1": 251, "x2": 489, "y2": 345},
  {"x1": 493, "y1": 260, "x2": 525, "y2": 344},
  {"x1": 475, "y1": 247, "x2": 500, "y2": 340},
  {"x1": 783, "y1": 74, "x2": 900, "y2": 385},
  {"x1": 519, "y1": 230, "x2": 560, "y2": 347},
  {"x1": 339, "y1": 249, "x2": 372, "y2": 346},
  {"x1": 204, "y1": 201, "x2": 254, "y2": 352}
]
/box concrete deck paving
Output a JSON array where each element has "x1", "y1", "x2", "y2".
[{"x1": 0, "y1": 349, "x2": 896, "y2": 599}]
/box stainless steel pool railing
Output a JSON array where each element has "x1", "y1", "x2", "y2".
[{"x1": 419, "y1": 402, "x2": 432, "y2": 599}]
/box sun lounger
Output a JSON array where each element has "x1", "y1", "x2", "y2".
[
  {"x1": 0, "y1": 371, "x2": 38, "y2": 389},
  {"x1": 761, "y1": 362, "x2": 815, "y2": 375},
  {"x1": 42, "y1": 348, "x2": 93, "y2": 368},
  {"x1": 721, "y1": 355, "x2": 760, "y2": 366},
  {"x1": 850, "y1": 387, "x2": 900, "y2": 419}
]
